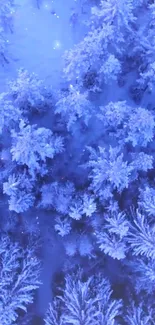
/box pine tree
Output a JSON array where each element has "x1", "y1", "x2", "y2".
[
  {"x1": 139, "y1": 186, "x2": 155, "y2": 217},
  {"x1": 125, "y1": 107, "x2": 155, "y2": 147},
  {"x1": 60, "y1": 275, "x2": 99, "y2": 325},
  {"x1": 0, "y1": 92, "x2": 21, "y2": 134},
  {"x1": 86, "y1": 145, "x2": 133, "y2": 197},
  {"x1": 40, "y1": 181, "x2": 75, "y2": 213},
  {"x1": 127, "y1": 209, "x2": 155, "y2": 259},
  {"x1": 0, "y1": 236, "x2": 41, "y2": 325},
  {"x1": 63, "y1": 22, "x2": 117, "y2": 85},
  {"x1": 45, "y1": 273, "x2": 122, "y2": 325},
  {"x1": 54, "y1": 216, "x2": 72, "y2": 237},
  {"x1": 55, "y1": 86, "x2": 94, "y2": 130},
  {"x1": 128, "y1": 257, "x2": 155, "y2": 293},
  {"x1": 7, "y1": 68, "x2": 47, "y2": 113},
  {"x1": 10, "y1": 120, "x2": 64, "y2": 176},
  {"x1": 44, "y1": 299, "x2": 64, "y2": 325},
  {"x1": 3, "y1": 171, "x2": 35, "y2": 213},
  {"x1": 97, "y1": 101, "x2": 155, "y2": 147},
  {"x1": 125, "y1": 304, "x2": 153, "y2": 325},
  {"x1": 91, "y1": 0, "x2": 136, "y2": 34}
]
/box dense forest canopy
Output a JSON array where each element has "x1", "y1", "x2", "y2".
[{"x1": 0, "y1": 0, "x2": 155, "y2": 324}]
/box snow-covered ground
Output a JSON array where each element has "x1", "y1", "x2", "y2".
[{"x1": 0, "y1": 0, "x2": 88, "y2": 92}]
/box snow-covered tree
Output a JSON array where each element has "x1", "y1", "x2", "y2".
[
  {"x1": 98, "y1": 101, "x2": 155, "y2": 147},
  {"x1": 95, "y1": 211, "x2": 129, "y2": 259},
  {"x1": 81, "y1": 193, "x2": 96, "y2": 217},
  {"x1": 129, "y1": 258, "x2": 155, "y2": 293},
  {"x1": 0, "y1": 235, "x2": 41, "y2": 325},
  {"x1": 127, "y1": 209, "x2": 155, "y2": 259},
  {"x1": 125, "y1": 304, "x2": 153, "y2": 325},
  {"x1": 129, "y1": 2, "x2": 155, "y2": 86},
  {"x1": 133, "y1": 0, "x2": 148, "y2": 8},
  {"x1": 54, "y1": 216, "x2": 72, "y2": 237},
  {"x1": 40, "y1": 185, "x2": 94, "y2": 226},
  {"x1": 101, "y1": 232, "x2": 127, "y2": 260},
  {"x1": 64, "y1": 232, "x2": 94, "y2": 258},
  {"x1": 106, "y1": 199, "x2": 119, "y2": 214},
  {"x1": 0, "y1": 92, "x2": 21, "y2": 134},
  {"x1": 40, "y1": 181, "x2": 75, "y2": 213},
  {"x1": 99, "y1": 54, "x2": 121, "y2": 83},
  {"x1": 130, "y1": 152, "x2": 153, "y2": 174},
  {"x1": 64, "y1": 235, "x2": 78, "y2": 257},
  {"x1": 10, "y1": 120, "x2": 64, "y2": 176},
  {"x1": 63, "y1": 21, "x2": 119, "y2": 85},
  {"x1": 96, "y1": 229, "x2": 127, "y2": 260},
  {"x1": 7, "y1": 68, "x2": 47, "y2": 114},
  {"x1": 68, "y1": 198, "x2": 84, "y2": 220},
  {"x1": 77, "y1": 234, "x2": 94, "y2": 258},
  {"x1": 91, "y1": 0, "x2": 136, "y2": 34},
  {"x1": 44, "y1": 299, "x2": 64, "y2": 325},
  {"x1": 64, "y1": 192, "x2": 96, "y2": 220},
  {"x1": 137, "y1": 61, "x2": 155, "y2": 93},
  {"x1": 104, "y1": 212, "x2": 129, "y2": 239},
  {"x1": 91, "y1": 275, "x2": 122, "y2": 325},
  {"x1": 3, "y1": 171, "x2": 35, "y2": 213},
  {"x1": 46, "y1": 273, "x2": 122, "y2": 325},
  {"x1": 97, "y1": 100, "x2": 128, "y2": 129},
  {"x1": 125, "y1": 107, "x2": 155, "y2": 147},
  {"x1": 139, "y1": 186, "x2": 155, "y2": 217},
  {"x1": 63, "y1": 26, "x2": 107, "y2": 81},
  {"x1": 61, "y1": 275, "x2": 98, "y2": 325},
  {"x1": 55, "y1": 86, "x2": 94, "y2": 130},
  {"x1": 86, "y1": 145, "x2": 133, "y2": 197}
]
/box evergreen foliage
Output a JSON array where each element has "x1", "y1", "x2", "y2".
[
  {"x1": 10, "y1": 120, "x2": 64, "y2": 175},
  {"x1": 0, "y1": 236, "x2": 41, "y2": 325},
  {"x1": 55, "y1": 86, "x2": 94, "y2": 129},
  {"x1": 98, "y1": 101, "x2": 155, "y2": 147},
  {"x1": 40, "y1": 181, "x2": 75, "y2": 212},
  {"x1": 129, "y1": 258, "x2": 155, "y2": 293},
  {"x1": 86, "y1": 145, "x2": 133, "y2": 197},
  {"x1": 3, "y1": 171, "x2": 35, "y2": 212},
  {"x1": 54, "y1": 216, "x2": 72, "y2": 237},
  {"x1": 45, "y1": 273, "x2": 122, "y2": 325},
  {"x1": 125, "y1": 304, "x2": 153, "y2": 325},
  {"x1": 1, "y1": 0, "x2": 155, "y2": 323},
  {"x1": 139, "y1": 186, "x2": 155, "y2": 217},
  {"x1": 44, "y1": 299, "x2": 64, "y2": 325},
  {"x1": 7, "y1": 68, "x2": 47, "y2": 113},
  {"x1": 0, "y1": 92, "x2": 21, "y2": 134},
  {"x1": 127, "y1": 210, "x2": 155, "y2": 259}
]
